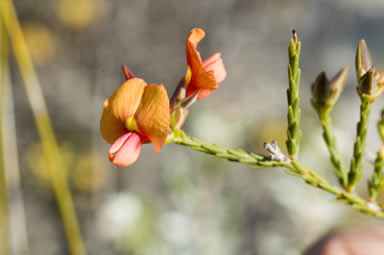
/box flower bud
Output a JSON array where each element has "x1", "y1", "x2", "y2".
[
  {"x1": 356, "y1": 39, "x2": 372, "y2": 81},
  {"x1": 311, "y1": 66, "x2": 348, "y2": 113},
  {"x1": 356, "y1": 68, "x2": 384, "y2": 101},
  {"x1": 170, "y1": 77, "x2": 187, "y2": 113},
  {"x1": 355, "y1": 40, "x2": 384, "y2": 102},
  {"x1": 170, "y1": 75, "x2": 199, "y2": 130},
  {"x1": 122, "y1": 65, "x2": 136, "y2": 80},
  {"x1": 357, "y1": 68, "x2": 376, "y2": 98}
]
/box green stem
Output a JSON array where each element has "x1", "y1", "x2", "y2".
[
  {"x1": 0, "y1": 18, "x2": 10, "y2": 255},
  {"x1": 172, "y1": 130, "x2": 278, "y2": 168},
  {"x1": 286, "y1": 32, "x2": 302, "y2": 159},
  {"x1": 370, "y1": 114, "x2": 384, "y2": 201},
  {"x1": 320, "y1": 112, "x2": 348, "y2": 188},
  {"x1": 368, "y1": 146, "x2": 384, "y2": 201},
  {"x1": 0, "y1": 1, "x2": 86, "y2": 254},
  {"x1": 348, "y1": 101, "x2": 371, "y2": 191},
  {"x1": 173, "y1": 130, "x2": 384, "y2": 219}
]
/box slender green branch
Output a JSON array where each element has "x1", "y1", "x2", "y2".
[
  {"x1": 286, "y1": 31, "x2": 302, "y2": 159},
  {"x1": 172, "y1": 130, "x2": 279, "y2": 168},
  {"x1": 0, "y1": 1, "x2": 86, "y2": 254},
  {"x1": 370, "y1": 112, "x2": 384, "y2": 201},
  {"x1": 348, "y1": 101, "x2": 371, "y2": 191},
  {"x1": 172, "y1": 130, "x2": 384, "y2": 219},
  {"x1": 320, "y1": 112, "x2": 348, "y2": 187},
  {"x1": 368, "y1": 146, "x2": 384, "y2": 201}
]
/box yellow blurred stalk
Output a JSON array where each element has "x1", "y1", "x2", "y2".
[
  {"x1": 0, "y1": 0, "x2": 86, "y2": 254},
  {"x1": 1, "y1": 19, "x2": 30, "y2": 254},
  {"x1": 0, "y1": 16, "x2": 10, "y2": 255}
]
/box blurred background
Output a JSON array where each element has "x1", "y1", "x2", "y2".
[{"x1": 3, "y1": 0, "x2": 384, "y2": 254}]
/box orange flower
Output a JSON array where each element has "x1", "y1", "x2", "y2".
[
  {"x1": 100, "y1": 67, "x2": 170, "y2": 167},
  {"x1": 185, "y1": 28, "x2": 227, "y2": 99}
]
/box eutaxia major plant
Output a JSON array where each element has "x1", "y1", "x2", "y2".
[{"x1": 100, "y1": 28, "x2": 384, "y2": 219}]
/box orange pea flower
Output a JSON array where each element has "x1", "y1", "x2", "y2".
[
  {"x1": 100, "y1": 67, "x2": 170, "y2": 167},
  {"x1": 185, "y1": 28, "x2": 227, "y2": 99}
]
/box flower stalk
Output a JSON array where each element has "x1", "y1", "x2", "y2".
[{"x1": 286, "y1": 30, "x2": 302, "y2": 160}]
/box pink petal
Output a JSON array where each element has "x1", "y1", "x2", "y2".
[
  {"x1": 202, "y1": 53, "x2": 227, "y2": 83},
  {"x1": 108, "y1": 132, "x2": 141, "y2": 167}
]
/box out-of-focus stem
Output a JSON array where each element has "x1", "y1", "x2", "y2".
[
  {"x1": 0, "y1": 17, "x2": 10, "y2": 255},
  {"x1": 1, "y1": 19, "x2": 30, "y2": 255},
  {"x1": 0, "y1": 0, "x2": 86, "y2": 254},
  {"x1": 2, "y1": 72, "x2": 30, "y2": 254}
]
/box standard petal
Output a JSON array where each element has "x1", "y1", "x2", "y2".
[
  {"x1": 188, "y1": 28, "x2": 205, "y2": 47},
  {"x1": 202, "y1": 53, "x2": 227, "y2": 83},
  {"x1": 186, "y1": 28, "x2": 220, "y2": 99},
  {"x1": 135, "y1": 84, "x2": 170, "y2": 153},
  {"x1": 100, "y1": 106, "x2": 127, "y2": 144},
  {"x1": 107, "y1": 78, "x2": 147, "y2": 122},
  {"x1": 108, "y1": 132, "x2": 142, "y2": 167}
]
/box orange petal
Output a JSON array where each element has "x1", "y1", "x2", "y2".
[
  {"x1": 188, "y1": 28, "x2": 205, "y2": 48},
  {"x1": 100, "y1": 106, "x2": 127, "y2": 144},
  {"x1": 135, "y1": 84, "x2": 170, "y2": 153},
  {"x1": 107, "y1": 78, "x2": 147, "y2": 122},
  {"x1": 109, "y1": 132, "x2": 142, "y2": 167},
  {"x1": 185, "y1": 28, "x2": 222, "y2": 100}
]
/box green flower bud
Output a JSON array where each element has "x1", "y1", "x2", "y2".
[
  {"x1": 311, "y1": 66, "x2": 348, "y2": 113},
  {"x1": 355, "y1": 40, "x2": 384, "y2": 102},
  {"x1": 356, "y1": 39, "x2": 372, "y2": 81},
  {"x1": 358, "y1": 68, "x2": 375, "y2": 97},
  {"x1": 356, "y1": 68, "x2": 384, "y2": 101}
]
